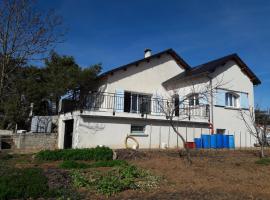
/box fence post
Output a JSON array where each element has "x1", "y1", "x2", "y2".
[
  {"x1": 185, "y1": 126, "x2": 187, "y2": 142},
  {"x1": 233, "y1": 132, "x2": 235, "y2": 150},
  {"x1": 245, "y1": 131, "x2": 247, "y2": 149},
  {"x1": 240, "y1": 131, "x2": 242, "y2": 150},
  {"x1": 250, "y1": 132, "x2": 251, "y2": 148}
]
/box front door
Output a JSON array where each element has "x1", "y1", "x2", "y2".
[{"x1": 64, "y1": 119, "x2": 74, "y2": 149}]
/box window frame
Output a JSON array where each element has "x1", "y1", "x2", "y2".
[
  {"x1": 225, "y1": 92, "x2": 239, "y2": 108},
  {"x1": 130, "y1": 125, "x2": 146, "y2": 135},
  {"x1": 188, "y1": 93, "x2": 200, "y2": 107},
  {"x1": 124, "y1": 91, "x2": 152, "y2": 114}
]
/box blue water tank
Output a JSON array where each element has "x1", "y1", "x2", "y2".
[
  {"x1": 210, "y1": 135, "x2": 217, "y2": 148},
  {"x1": 194, "y1": 138, "x2": 202, "y2": 149},
  {"x1": 228, "y1": 135, "x2": 235, "y2": 149},
  {"x1": 201, "y1": 134, "x2": 211, "y2": 148},
  {"x1": 223, "y1": 135, "x2": 229, "y2": 148},
  {"x1": 216, "y1": 134, "x2": 223, "y2": 148}
]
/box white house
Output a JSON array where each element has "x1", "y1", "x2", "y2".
[{"x1": 58, "y1": 49, "x2": 261, "y2": 149}]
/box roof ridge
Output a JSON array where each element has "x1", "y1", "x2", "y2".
[
  {"x1": 193, "y1": 53, "x2": 237, "y2": 68},
  {"x1": 99, "y1": 48, "x2": 190, "y2": 78}
]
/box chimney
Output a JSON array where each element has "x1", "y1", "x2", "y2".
[{"x1": 144, "y1": 48, "x2": 152, "y2": 58}]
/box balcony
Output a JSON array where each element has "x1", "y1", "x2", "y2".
[{"x1": 61, "y1": 92, "x2": 209, "y2": 122}]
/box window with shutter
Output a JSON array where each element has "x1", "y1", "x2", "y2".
[{"x1": 225, "y1": 92, "x2": 239, "y2": 108}]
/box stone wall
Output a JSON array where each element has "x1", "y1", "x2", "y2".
[{"x1": 13, "y1": 133, "x2": 57, "y2": 150}]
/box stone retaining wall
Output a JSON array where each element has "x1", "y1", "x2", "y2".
[{"x1": 13, "y1": 133, "x2": 57, "y2": 150}]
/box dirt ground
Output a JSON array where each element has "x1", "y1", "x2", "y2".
[
  {"x1": 2, "y1": 149, "x2": 270, "y2": 200},
  {"x1": 112, "y1": 149, "x2": 270, "y2": 200}
]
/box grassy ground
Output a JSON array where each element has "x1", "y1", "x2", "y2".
[
  {"x1": 0, "y1": 148, "x2": 160, "y2": 199},
  {"x1": 1, "y1": 148, "x2": 270, "y2": 199}
]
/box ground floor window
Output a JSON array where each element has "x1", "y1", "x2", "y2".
[{"x1": 130, "y1": 125, "x2": 146, "y2": 135}]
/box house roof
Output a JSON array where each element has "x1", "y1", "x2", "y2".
[
  {"x1": 163, "y1": 53, "x2": 261, "y2": 86},
  {"x1": 99, "y1": 48, "x2": 191, "y2": 78}
]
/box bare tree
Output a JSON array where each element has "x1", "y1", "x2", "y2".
[
  {"x1": 239, "y1": 107, "x2": 270, "y2": 158},
  {"x1": 0, "y1": 0, "x2": 65, "y2": 100},
  {"x1": 158, "y1": 76, "x2": 225, "y2": 165}
]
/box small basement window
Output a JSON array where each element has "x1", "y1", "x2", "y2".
[{"x1": 130, "y1": 125, "x2": 145, "y2": 135}]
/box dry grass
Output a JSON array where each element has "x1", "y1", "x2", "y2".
[
  {"x1": 111, "y1": 149, "x2": 270, "y2": 200},
  {"x1": 2, "y1": 149, "x2": 270, "y2": 199}
]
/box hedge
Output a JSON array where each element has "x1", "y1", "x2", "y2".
[{"x1": 36, "y1": 146, "x2": 113, "y2": 161}]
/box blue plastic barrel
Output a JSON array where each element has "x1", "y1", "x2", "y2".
[
  {"x1": 194, "y1": 138, "x2": 202, "y2": 149},
  {"x1": 223, "y1": 135, "x2": 229, "y2": 148},
  {"x1": 228, "y1": 135, "x2": 235, "y2": 149},
  {"x1": 216, "y1": 134, "x2": 223, "y2": 148},
  {"x1": 210, "y1": 135, "x2": 217, "y2": 148},
  {"x1": 201, "y1": 134, "x2": 210, "y2": 148}
]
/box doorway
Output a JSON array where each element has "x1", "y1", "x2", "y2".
[{"x1": 64, "y1": 119, "x2": 74, "y2": 149}]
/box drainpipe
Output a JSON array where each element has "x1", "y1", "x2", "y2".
[{"x1": 209, "y1": 77, "x2": 214, "y2": 133}]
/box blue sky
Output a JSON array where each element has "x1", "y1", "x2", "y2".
[{"x1": 38, "y1": 0, "x2": 270, "y2": 108}]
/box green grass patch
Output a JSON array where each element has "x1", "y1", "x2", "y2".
[
  {"x1": 0, "y1": 168, "x2": 48, "y2": 199},
  {"x1": 36, "y1": 146, "x2": 113, "y2": 161},
  {"x1": 0, "y1": 167, "x2": 80, "y2": 199},
  {"x1": 59, "y1": 160, "x2": 128, "y2": 169},
  {"x1": 59, "y1": 160, "x2": 89, "y2": 169},
  {"x1": 70, "y1": 165, "x2": 161, "y2": 196},
  {"x1": 0, "y1": 154, "x2": 13, "y2": 160},
  {"x1": 89, "y1": 160, "x2": 128, "y2": 168},
  {"x1": 255, "y1": 158, "x2": 270, "y2": 165}
]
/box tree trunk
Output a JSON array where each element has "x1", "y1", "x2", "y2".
[
  {"x1": 260, "y1": 145, "x2": 265, "y2": 158},
  {"x1": 0, "y1": 61, "x2": 5, "y2": 101},
  {"x1": 169, "y1": 118, "x2": 192, "y2": 165}
]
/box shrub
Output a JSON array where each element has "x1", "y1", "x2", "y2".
[
  {"x1": 96, "y1": 165, "x2": 145, "y2": 195},
  {"x1": 255, "y1": 158, "x2": 270, "y2": 165},
  {"x1": 70, "y1": 164, "x2": 160, "y2": 196},
  {"x1": 59, "y1": 160, "x2": 128, "y2": 169},
  {"x1": 0, "y1": 154, "x2": 13, "y2": 160},
  {"x1": 36, "y1": 146, "x2": 113, "y2": 161},
  {"x1": 89, "y1": 160, "x2": 128, "y2": 168},
  {"x1": 0, "y1": 168, "x2": 48, "y2": 199},
  {"x1": 71, "y1": 170, "x2": 92, "y2": 188},
  {"x1": 59, "y1": 160, "x2": 89, "y2": 169}
]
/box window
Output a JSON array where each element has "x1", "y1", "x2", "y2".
[
  {"x1": 174, "y1": 94, "x2": 179, "y2": 116},
  {"x1": 124, "y1": 92, "x2": 151, "y2": 114},
  {"x1": 131, "y1": 125, "x2": 145, "y2": 135},
  {"x1": 188, "y1": 93, "x2": 199, "y2": 106},
  {"x1": 225, "y1": 92, "x2": 239, "y2": 108}
]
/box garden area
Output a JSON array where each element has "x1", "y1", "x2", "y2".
[{"x1": 1, "y1": 147, "x2": 270, "y2": 199}]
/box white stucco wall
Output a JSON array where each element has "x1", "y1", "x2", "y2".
[
  {"x1": 58, "y1": 55, "x2": 258, "y2": 149},
  {"x1": 211, "y1": 61, "x2": 256, "y2": 147},
  {"x1": 104, "y1": 54, "x2": 185, "y2": 97},
  {"x1": 58, "y1": 112, "x2": 209, "y2": 149},
  {"x1": 165, "y1": 60, "x2": 257, "y2": 147}
]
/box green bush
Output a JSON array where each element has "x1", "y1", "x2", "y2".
[
  {"x1": 0, "y1": 168, "x2": 48, "y2": 199},
  {"x1": 59, "y1": 160, "x2": 128, "y2": 169},
  {"x1": 70, "y1": 164, "x2": 160, "y2": 196},
  {"x1": 71, "y1": 170, "x2": 93, "y2": 188},
  {"x1": 89, "y1": 160, "x2": 128, "y2": 168},
  {"x1": 0, "y1": 154, "x2": 13, "y2": 160},
  {"x1": 59, "y1": 160, "x2": 89, "y2": 169},
  {"x1": 255, "y1": 158, "x2": 270, "y2": 165},
  {"x1": 96, "y1": 165, "x2": 140, "y2": 195},
  {"x1": 36, "y1": 146, "x2": 113, "y2": 161}
]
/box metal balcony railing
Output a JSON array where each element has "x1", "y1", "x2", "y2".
[{"x1": 61, "y1": 92, "x2": 209, "y2": 119}]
